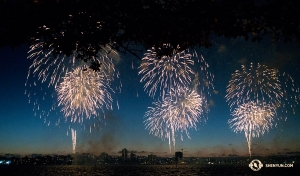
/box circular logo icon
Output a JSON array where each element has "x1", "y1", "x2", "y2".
[{"x1": 249, "y1": 159, "x2": 263, "y2": 171}]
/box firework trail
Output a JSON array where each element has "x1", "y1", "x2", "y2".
[
  {"x1": 141, "y1": 45, "x2": 214, "y2": 152},
  {"x1": 229, "y1": 101, "x2": 276, "y2": 157},
  {"x1": 144, "y1": 89, "x2": 206, "y2": 152},
  {"x1": 138, "y1": 44, "x2": 195, "y2": 99},
  {"x1": 144, "y1": 99, "x2": 175, "y2": 152},
  {"x1": 56, "y1": 65, "x2": 113, "y2": 123},
  {"x1": 71, "y1": 128, "x2": 76, "y2": 154},
  {"x1": 226, "y1": 63, "x2": 279, "y2": 157},
  {"x1": 226, "y1": 62, "x2": 299, "y2": 157}
]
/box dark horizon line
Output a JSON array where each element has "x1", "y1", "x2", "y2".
[{"x1": 1, "y1": 152, "x2": 300, "y2": 158}]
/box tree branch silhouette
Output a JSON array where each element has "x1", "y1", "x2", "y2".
[{"x1": 1, "y1": 0, "x2": 299, "y2": 60}]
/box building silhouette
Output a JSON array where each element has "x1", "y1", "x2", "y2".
[
  {"x1": 175, "y1": 151, "x2": 183, "y2": 163},
  {"x1": 130, "y1": 152, "x2": 136, "y2": 161},
  {"x1": 121, "y1": 148, "x2": 128, "y2": 160},
  {"x1": 148, "y1": 154, "x2": 156, "y2": 164}
]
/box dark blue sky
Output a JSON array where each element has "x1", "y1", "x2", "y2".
[{"x1": 0, "y1": 36, "x2": 299, "y2": 157}]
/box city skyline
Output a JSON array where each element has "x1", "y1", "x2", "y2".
[{"x1": 0, "y1": 35, "x2": 300, "y2": 157}]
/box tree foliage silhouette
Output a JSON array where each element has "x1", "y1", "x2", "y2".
[{"x1": 1, "y1": 0, "x2": 299, "y2": 60}]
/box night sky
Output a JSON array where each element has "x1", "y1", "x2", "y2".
[{"x1": 0, "y1": 35, "x2": 299, "y2": 157}]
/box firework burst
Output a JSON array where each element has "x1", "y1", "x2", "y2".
[
  {"x1": 138, "y1": 44, "x2": 195, "y2": 98},
  {"x1": 56, "y1": 66, "x2": 113, "y2": 123},
  {"x1": 229, "y1": 101, "x2": 276, "y2": 157},
  {"x1": 144, "y1": 89, "x2": 206, "y2": 152},
  {"x1": 26, "y1": 39, "x2": 117, "y2": 124},
  {"x1": 226, "y1": 62, "x2": 299, "y2": 157},
  {"x1": 226, "y1": 62, "x2": 282, "y2": 110}
]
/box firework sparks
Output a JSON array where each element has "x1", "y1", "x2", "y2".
[
  {"x1": 144, "y1": 89, "x2": 206, "y2": 152},
  {"x1": 226, "y1": 63, "x2": 282, "y2": 110},
  {"x1": 226, "y1": 62, "x2": 300, "y2": 157},
  {"x1": 228, "y1": 101, "x2": 276, "y2": 157},
  {"x1": 192, "y1": 55, "x2": 215, "y2": 96},
  {"x1": 138, "y1": 44, "x2": 195, "y2": 98},
  {"x1": 225, "y1": 63, "x2": 279, "y2": 157},
  {"x1": 277, "y1": 72, "x2": 300, "y2": 118},
  {"x1": 26, "y1": 38, "x2": 117, "y2": 124},
  {"x1": 71, "y1": 128, "x2": 76, "y2": 154},
  {"x1": 56, "y1": 66, "x2": 113, "y2": 123},
  {"x1": 27, "y1": 42, "x2": 116, "y2": 88},
  {"x1": 141, "y1": 46, "x2": 214, "y2": 152}
]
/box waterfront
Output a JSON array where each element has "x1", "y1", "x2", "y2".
[{"x1": 1, "y1": 164, "x2": 299, "y2": 176}]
